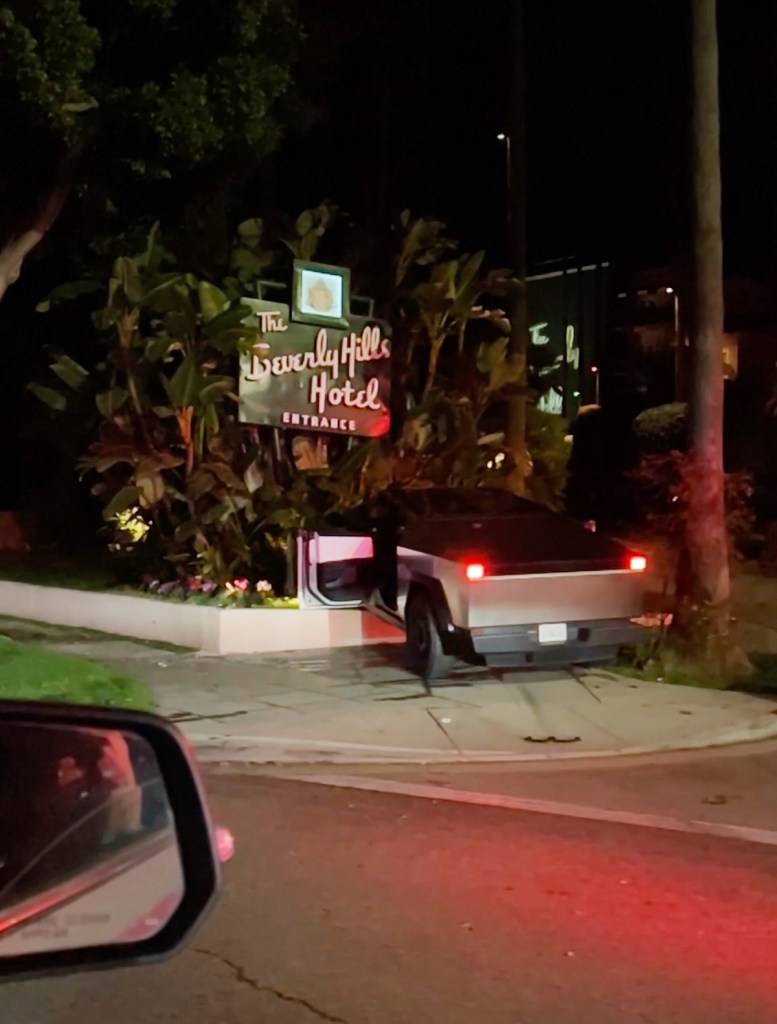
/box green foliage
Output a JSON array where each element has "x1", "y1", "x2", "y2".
[
  {"x1": 394, "y1": 212, "x2": 457, "y2": 286},
  {"x1": 28, "y1": 228, "x2": 288, "y2": 587},
  {"x1": 28, "y1": 225, "x2": 391, "y2": 590},
  {"x1": 0, "y1": 2, "x2": 100, "y2": 141},
  {"x1": 629, "y1": 450, "x2": 754, "y2": 556},
  {"x1": 0, "y1": 0, "x2": 301, "y2": 257},
  {"x1": 359, "y1": 383, "x2": 568, "y2": 508},
  {"x1": 616, "y1": 641, "x2": 731, "y2": 691},
  {"x1": 0, "y1": 636, "x2": 155, "y2": 711},
  {"x1": 524, "y1": 408, "x2": 572, "y2": 511},
  {"x1": 228, "y1": 218, "x2": 277, "y2": 290},
  {"x1": 29, "y1": 208, "x2": 574, "y2": 591},
  {"x1": 633, "y1": 403, "x2": 688, "y2": 454},
  {"x1": 392, "y1": 213, "x2": 517, "y2": 401},
  {"x1": 226, "y1": 207, "x2": 564, "y2": 510},
  {"x1": 356, "y1": 213, "x2": 567, "y2": 503},
  {"x1": 1, "y1": 0, "x2": 298, "y2": 158},
  {"x1": 284, "y1": 202, "x2": 338, "y2": 262}
]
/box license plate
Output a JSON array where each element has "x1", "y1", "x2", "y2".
[{"x1": 538, "y1": 623, "x2": 568, "y2": 644}]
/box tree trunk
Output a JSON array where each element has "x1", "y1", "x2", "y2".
[
  {"x1": 0, "y1": 151, "x2": 78, "y2": 303},
  {"x1": 505, "y1": 0, "x2": 531, "y2": 494},
  {"x1": 671, "y1": 0, "x2": 750, "y2": 682},
  {"x1": 0, "y1": 227, "x2": 47, "y2": 302}
]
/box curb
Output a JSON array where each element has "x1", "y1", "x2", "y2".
[
  {"x1": 278, "y1": 773, "x2": 777, "y2": 848},
  {"x1": 184, "y1": 713, "x2": 777, "y2": 766}
]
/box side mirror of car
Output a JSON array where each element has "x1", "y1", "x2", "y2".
[{"x1": 0, "y1": 703, "x2": 221, "y2": 983}]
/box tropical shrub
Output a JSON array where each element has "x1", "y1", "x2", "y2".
[
  {"x1": 628, "y1": 450, "x2": 754, "y2": 558},
  {"x1": 31, "y1": 208, "x2": 575, "y2": 591},
  {"x1": 633, "y1": 402, "x2": 688, "y2": 454},
  {"x1": 30, "y1": 228, "x2": 294, "y2": 588}
]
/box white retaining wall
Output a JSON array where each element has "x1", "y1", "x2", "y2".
[{"x1": 0, "y1": 581, "x2": 403, "y2": 654}]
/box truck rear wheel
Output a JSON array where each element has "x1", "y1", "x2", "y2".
[{"x1": 406, "y1": 593, "x2": 456, "y2": 682}]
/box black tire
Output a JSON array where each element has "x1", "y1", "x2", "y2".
[{"x1": 406, "y1": 593, "x2": 456, "y2": 681}]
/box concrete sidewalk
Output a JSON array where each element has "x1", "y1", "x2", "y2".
[{"x1": 37, "y1": 633, "x2": 777, "y2": 765}]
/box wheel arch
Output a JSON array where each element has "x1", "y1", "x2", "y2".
[
  {"x1": 404, "y1": 573, "x2": 474, "y2": 659},
  {"x1": 405, "y1": 573, "x2": 454, "y2": 635}
]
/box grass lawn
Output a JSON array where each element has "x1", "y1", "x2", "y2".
[
  {"x1": 616, "y1": 645, "x2": 777, "y2": 695},
  {"x1": 0, "y1": 636, "x2": 155, "y2": 712}
]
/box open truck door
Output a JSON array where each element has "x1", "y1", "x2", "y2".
[{"x1": 297, "y1": 530, "x2": 377, "y2": 608}]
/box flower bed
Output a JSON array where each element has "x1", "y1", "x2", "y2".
[{"x1": 136, "y1": 574, "x2": 299, "y2": 609}]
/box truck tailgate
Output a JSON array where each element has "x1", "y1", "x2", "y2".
[{"x1": 464, "y1": 569, "x2": 649, "y2": 630}]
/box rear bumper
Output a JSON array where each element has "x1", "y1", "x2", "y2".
[{"x1": 468, "y1": 618, "x2": 646, "y2": 665}]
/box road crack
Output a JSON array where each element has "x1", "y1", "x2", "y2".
[
  {"x1": 168, "y1": 710, "x2": 249, "y2": 723},
  {"x1": 194, "y1": 947, "x2": 349, "y2": 1023}
]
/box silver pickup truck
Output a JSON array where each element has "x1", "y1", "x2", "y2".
[{"x1": 297, "y1": 487, "x2": 652, "y2": 680}]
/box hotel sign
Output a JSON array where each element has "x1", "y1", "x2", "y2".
[{"x1": 239, "y1": 298, "x2": 391, "y2": 437}]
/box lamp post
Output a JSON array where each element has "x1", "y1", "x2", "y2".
[
  {"x1": 501, "y1": 0, "x2": 530, "y2": 493},
  {"x1": 665, "y1": 286, "x2": 680, "y2": 346},
  {"x1": 591, "y1": 364, "x2": 601, "y2": 406},
  {"x1": 497, "y1": 132, "x2": 512, "y2": 227},
  {"x1": 664, "y1": 285, "x2": 686, "y2": 400}
]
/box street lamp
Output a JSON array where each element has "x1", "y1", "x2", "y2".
[
  {"x1": 664, "y1": 286, "x2": 686, "y2": 400},
  {"x1": 591, "y1": 365, "x2": 601, "y2": 406},
  {"x1": 664, "y1": 286, "x2": 680, "y2": 347},
  {"x1": 497, "y1": 132, "x2": 512, "y2": 226}
]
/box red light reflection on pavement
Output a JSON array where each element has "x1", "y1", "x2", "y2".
[{"x1": 350, "y1": 801, "x2": 777, "y2": 1016}]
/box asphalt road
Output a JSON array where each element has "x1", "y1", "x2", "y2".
[{"x1": 4, "y1": 772, "x2": 777, "y2": 1024}]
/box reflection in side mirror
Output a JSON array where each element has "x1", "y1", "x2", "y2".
[
  {"x1": 0, "y1": 725, "x2": 183, "y2": 954},
  {"x1": 0, "y1": 706, "x2": 220, "y2": 982}
]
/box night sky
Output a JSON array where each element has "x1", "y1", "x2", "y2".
[
  {"x1": 278, "y1": 0, "x2": 777, "y2": 274},
  {"x1": 1, "y1": 1, "x2": 775, "y2": 513}
]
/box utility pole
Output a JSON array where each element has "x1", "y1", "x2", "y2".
[{"x1": 504, "y1": 0, "x2": 531, "y2": 493}]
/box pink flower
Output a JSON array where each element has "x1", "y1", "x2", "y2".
[{"x1": 232, "y1": 578, "x2": 250, "y2": 592}]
